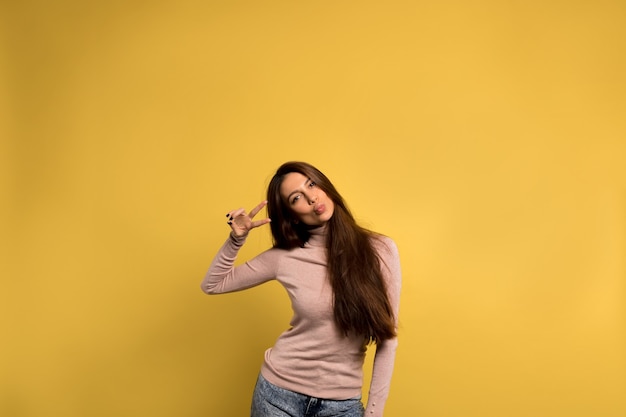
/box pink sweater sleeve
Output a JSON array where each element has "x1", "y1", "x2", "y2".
[
  {"x1": 201, "y1": 232, "x2": 279, "y2": 294},
  {"x1": 365, "y1": 237, "x2": 402, "y2": 417}
]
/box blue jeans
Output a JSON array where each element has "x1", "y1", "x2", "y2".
[{"x1": 251, "y1": 374, "x2": 364, "y2": 417}]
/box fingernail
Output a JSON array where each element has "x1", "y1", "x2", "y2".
[
  {"x1": 225, "y1": 214, "x2": 229, "y2": 217},
  {"x1": 227, "y1": 221, "x2": 232, "y2": 225},
  {"x1": 229, "y1": 216, "x2": 233, "y2": 221}
]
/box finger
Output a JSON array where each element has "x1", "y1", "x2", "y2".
[
  {"x1": 229, "y1": 208, "x2": 247, "y2": 219},
  {"x1": 225, "y1": 208, "x2": 244, "y2": 219},
  {"x1": 250, "y1": 218, "x2": 271, "y2": 229},
  {"x1": 248, "y1": 200, "x2": 268, "y2": 219}
]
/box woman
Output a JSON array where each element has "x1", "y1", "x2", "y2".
[{"x1": 201, "y1": 161, "x2": 401, "y2": 417}]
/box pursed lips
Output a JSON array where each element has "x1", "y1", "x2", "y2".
[{"x1": 314, "y1": 203, "x2": 325, "y2": 215}]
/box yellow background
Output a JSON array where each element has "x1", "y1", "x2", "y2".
[{"x1": 2, "y1": 1, "x2": 625, "y2": 416}]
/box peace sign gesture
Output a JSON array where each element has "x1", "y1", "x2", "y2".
[{"x1": 226, "y1": 200, "x2": 271, "y2": 237}]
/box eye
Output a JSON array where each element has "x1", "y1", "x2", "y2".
[
  {"x1": 309, "y1": 181, "x2": 316, "y2": 188},
  {"x1": 291, "y1": 194, "x2": 302, "y2": 204}
]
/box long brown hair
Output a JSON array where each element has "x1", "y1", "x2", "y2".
[{"x1": 266, "y1": 161, "x2": 396, "y2": 344}]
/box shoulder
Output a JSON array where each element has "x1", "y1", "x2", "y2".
[
  {"x1": 252, "y1": 245, "x2": 289, "y2": 263},
  {"x1": 370, "y1": 234, "x2": 401, "y2": 288},
  {"x1": 370, "y1": 234, "x2": 399, "y2": 258},
  {"x1": 262, "y1": 245, "x2": 290, "y2": 257}
]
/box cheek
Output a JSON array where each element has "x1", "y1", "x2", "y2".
[{"x1": 290, "y1": 205, "x2": 308, "y2": 218}]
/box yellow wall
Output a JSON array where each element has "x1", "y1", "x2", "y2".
[{"x1": 2, "y1": 1, "x2": 625, "y2": 416}]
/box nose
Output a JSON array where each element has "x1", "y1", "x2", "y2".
[{"x1": 307, "y1": 192, "x2": 318, "y2": 204}]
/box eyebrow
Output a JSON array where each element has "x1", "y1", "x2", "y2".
[{"x1": 286, "y1": 177, "x2": 312, "y2": 201}]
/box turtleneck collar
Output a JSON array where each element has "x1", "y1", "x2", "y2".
[{"x1": 305, "y1": 223, "x2": 328, "y2": 248}]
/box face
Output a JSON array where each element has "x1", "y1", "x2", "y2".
[{"x1": 280, "y1": 172, "x2": 335, "y2": 226}]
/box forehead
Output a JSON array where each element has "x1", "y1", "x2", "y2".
[{"x1": 279, "y1": 172, "x2": 309, "y2": 197}]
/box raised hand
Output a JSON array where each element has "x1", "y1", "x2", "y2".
[{"x1": 226, "y1": 200, "x2": 271, "y2": 237}]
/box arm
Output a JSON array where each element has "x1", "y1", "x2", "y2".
[
  {"x1": 201, "y1": 231, "x2": 280, "y2": 294},
  {"x1": 201, "y1": 200, "x2": 274, "y2": 294},
  {"x1": 365, "y1": 237, "x2": 402, "y2": 417}
]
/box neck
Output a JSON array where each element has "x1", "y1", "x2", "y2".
[{"x1": 306, "y1": 223, "x2": 327, "y2": 247}]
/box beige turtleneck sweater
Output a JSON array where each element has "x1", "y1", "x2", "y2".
[{"x1": 201, "y1": 226, "x2": 401, "y2": 417}]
